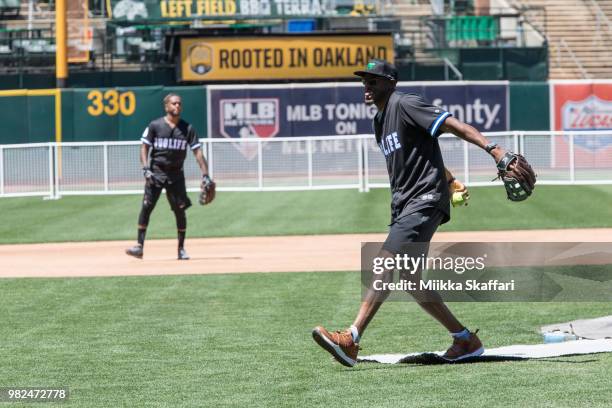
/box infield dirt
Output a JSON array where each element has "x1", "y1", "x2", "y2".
[{"x1": 1, "y1": 228, "x2": 611, "y2": 278}]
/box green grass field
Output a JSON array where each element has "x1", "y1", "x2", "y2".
[
  {"x1": 1, "y1": 185, "x2": 612, "y2": 244},
  {"x1": 1, "y1": 185, "x2": 612, "y2": 407},
  {"x1": 0, "y1": 272, "x2": 611, "y2": 407}
]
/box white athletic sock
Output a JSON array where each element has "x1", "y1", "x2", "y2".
[
  {"x1": 350, "y1": 325, "x2": 360, "y2": 343},
  {"x1": 451, "y1": 328, "x2": 470, "y2": 340}
]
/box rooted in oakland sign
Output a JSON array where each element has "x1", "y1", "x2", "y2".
[{"x1": 179, "y1": 34, "x2": 393, "y2": 81}]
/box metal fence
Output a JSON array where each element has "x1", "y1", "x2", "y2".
[{"x1": 1, "y1": 131, "x2": 611, "y2": 199}]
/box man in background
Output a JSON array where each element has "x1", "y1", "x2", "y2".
[{"x1": 125, "y1": 93, "x2": 214, "y2": 260}]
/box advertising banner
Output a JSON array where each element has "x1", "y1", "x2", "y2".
[
  {"x1": 209, "y1": 82, "x2": 508, "y2": 138},
  {"x1": 208, "y1": 82, "x2": 508, "y2": 161},
  {"x1": 553, "y1": 82, "x2": 612, "y2": 131},
  {"x1": 551, "y1": 81, "x2": 612, "y2": 168},
  {"x1": 108, "y1": 0, "x2": 378, "y2": 21},
  {"x1": 180, "y1": 34, "x2": 393, "y2": 81}
]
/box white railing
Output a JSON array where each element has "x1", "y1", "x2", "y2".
[
  {"x1": 0, "y1": 131, "x2": 611, "y2": 199},
  {"x1": 443, "y1": 58, "x2": 463, "y2": 81},
  {"x1": 589, "y1": 0, "x2": 612, "y2": 39}
]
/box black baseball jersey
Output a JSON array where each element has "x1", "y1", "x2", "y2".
[
  {"x1": 141, "y1": 117, "x2": 201, "y2": 173},
  {"x1": 374, "y1": 91, "x2": 451, "y2": 224}
]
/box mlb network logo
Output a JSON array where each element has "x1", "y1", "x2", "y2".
[
  {"x1": 219, "y1": 98, "x2": 280, "y2": 159},
  {"x1": 220, "y1": 98, "x2": 279, "y2": 139}
]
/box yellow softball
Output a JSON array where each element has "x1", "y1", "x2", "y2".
[{"x1": 451, "y1": 191, "x2": 468, "y2": 207}]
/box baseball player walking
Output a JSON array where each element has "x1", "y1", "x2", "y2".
[
  {"x1": 125, "y1": 93, "x2": 214, "y2": 260},
  {"x1": 312, "y1": 60, "x2": 534, "y2": 366}
]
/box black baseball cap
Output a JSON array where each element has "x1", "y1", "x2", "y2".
[{"x1": 354, "y1": 59, "x2": 398, "y2": 81}]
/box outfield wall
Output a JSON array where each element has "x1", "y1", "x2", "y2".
[
  {"x1": 60, "y1": 86, "x2": 207, "y2": 142},
  {"x1": 1, "y1": 81, "x2": 611, "y2": 146},
  {"x1": 0, "y1": 90, "x2": 59, "y2": 144}
]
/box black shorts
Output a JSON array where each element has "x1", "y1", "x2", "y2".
[
  {"x1": 144, "y1": 171, "x2": 192, "y2": 212},
  {"x1": 382, "y1": 207, "x2": 443, "y2": 255}
]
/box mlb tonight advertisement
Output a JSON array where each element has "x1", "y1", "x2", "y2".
[
  {"x1": 551, "y1": 81, "x2": 612, "y2": 168},
  {"x1": 209, "y1": 82, "x2": 509, "y2": 143}
]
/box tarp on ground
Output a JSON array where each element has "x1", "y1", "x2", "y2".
[
  {"x1": 541, "y1": 315, "x2": 612, "y2": 339},
  {"x1": 358, "y1": 339, "x2": 612, "y2": 365}
]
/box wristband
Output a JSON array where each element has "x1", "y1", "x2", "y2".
[{"x1": 485, "y1": 143, "x2": 498, "y2": 154}]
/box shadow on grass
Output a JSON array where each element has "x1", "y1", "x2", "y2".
[{"x1": 358, "y1": 354, "x2": 604, "y2": 366}]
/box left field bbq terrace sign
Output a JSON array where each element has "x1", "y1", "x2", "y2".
[
  {"x1": 108, "y1": 0, "x2": 378, "y2": 20},
  {"x1": 178, "y1": 34, "x2": 393, "y2": 81}
]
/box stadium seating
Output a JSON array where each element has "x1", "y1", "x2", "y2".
[
  {"x1": 0, "y1": 0, "x2": 609, "y2": 83},
  {"x1": 445, "y1": 15, "x2": 499, "y2": 44},
  {"x1": 12, "y1": 38, "x2": 55, "y2": 67},
  {"x1": 0, "y1": 0, "x2": 21, "y2": 18},
  {"x1": 0, "y1": 44, "x2": 12, "y2": 67},
  {"x1": 514, "y1": 0, "x2": 612, "y2": 79}
]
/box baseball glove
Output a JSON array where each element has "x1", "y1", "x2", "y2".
[
  {"x1": 496, "y1": 152, "x2": 536, "y2": 201},
  {"x1": 199, "y1": 175, "x2": 216, "y2": 205},
  {"x1": 143, "y1": 166, "x2": 155, "y2": 186}
]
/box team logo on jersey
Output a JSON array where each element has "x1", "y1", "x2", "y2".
[
  {"x1": 153, "y1": 138, "x2": 187, "y2": 151},
  {"x1": 562, "y1": 96, "x2": 612, "y2": 151},
  {"x1": 220, "y1": 98, "x2": 280, "y2": 159},
  {"x1": 379, "y1": 131, "x2": 401, "y2": 157}
]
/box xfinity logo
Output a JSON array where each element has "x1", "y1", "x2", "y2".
[{"x1": 432, "y1": 98, "x2": 501, "y2": 130}]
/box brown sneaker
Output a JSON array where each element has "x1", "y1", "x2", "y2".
[
  {"x1": 312, "y1": 326, "x2": 359, "y2": 367},
  {"x1": 442, "y1": 329, "x2": 484, "y2": 361}
]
